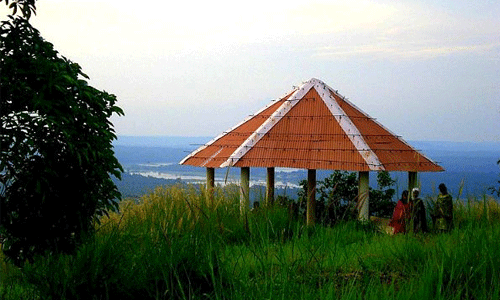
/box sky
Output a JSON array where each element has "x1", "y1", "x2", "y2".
[{"x1": 2, "y1": 0, "x2": 499, "y2": 142}]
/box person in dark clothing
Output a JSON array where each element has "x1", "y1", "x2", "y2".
[
  {"x1": 432, "y1": 183, "x2": 453, "y2": 232},
  {"x1": 410, "y1": 188, "x2": 428, "y2": 233}
]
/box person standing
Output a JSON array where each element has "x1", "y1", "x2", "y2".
[
  {"x1": 411, "y1": 188, "x2": 428, "y2": 233},
  {"x1": 433, "y1": 183, "x2": 454, "y2": 232},
  {"x1": 389, "y1": 190, "x2": 411, "y2": 234}
]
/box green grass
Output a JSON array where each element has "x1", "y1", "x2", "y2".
[{"x1": 2, "y1": 184, "x2": 500, "y2": 299}]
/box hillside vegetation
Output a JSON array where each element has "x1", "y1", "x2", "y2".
[{"x1": 2, "y1": 185, "x2": 500, "y2": 299}]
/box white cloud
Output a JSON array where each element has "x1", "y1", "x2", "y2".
[
  {"x1": 8, "y1": 0, "x2": 495, "y2": 62},
  {"x1": 314, "y1": 41, "x2": 500, "y2": 60},
  {"x1": 304, "y1": 1, "x2": 500, "y2": 60}
]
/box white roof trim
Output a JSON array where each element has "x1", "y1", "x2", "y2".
[
  {"x1": 200, "y1": 148, "x2": 223, "y2": 167},
  {"x1": 220, "y1": 80, "x2": 315, "y2": 168},
  {"x1": 313, "y1": 79, "x2": 384, "y2": 171},
  {"x1": 179, "y1": 88, "x2": 296, "y2": 166},
  {"x1": 321, "y1": 80, "x2": 438, "y2": 169}
]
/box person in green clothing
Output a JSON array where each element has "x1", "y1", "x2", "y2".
[
  {"x1": 411, "y1": 188, "x2": 428, "y2": 233},
  {"x1": 432, "y1": 183, "x2": 454, "y2": 232}
]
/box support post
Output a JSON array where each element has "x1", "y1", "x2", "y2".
[
  {"x1": 266, "y1": 167, "x2": 275, "y2": 205},
  {"x1": 206, "y1": 167, "x2": 215, "y2": 206},
  {"x1": 240, "y1": 167, "x2": 250, "y2": 213},
  {"x1": 408, "y1": 171, "x2": 418, "y2": 199},
  {"x1": 358, "y1": 171, "x2": 369, "y2": 221},
  {"x1": 307, "y1": 169, "x2": 316, "y2": 226}
]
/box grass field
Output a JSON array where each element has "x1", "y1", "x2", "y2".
[{"x1": 2, "y1": 184, "x2": 500, "y2": 299}]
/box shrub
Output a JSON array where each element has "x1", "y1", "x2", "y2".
[{"x1": 297, "y1": 171, "x2": 396, "y2": 224}]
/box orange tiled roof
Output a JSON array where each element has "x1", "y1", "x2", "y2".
[{"x1": 180, "y1": 78, "x2": 443, "y2": 172}]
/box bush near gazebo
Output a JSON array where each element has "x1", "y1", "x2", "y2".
[
  {"x1": 369, "y1": 171, "x2": 397, "y2": 218},
  {"x1": 295, "y1": 171, "x2": 396, "y2": 224}
]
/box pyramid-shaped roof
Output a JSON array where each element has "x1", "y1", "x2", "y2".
[{"x1": 180, "y1": 78, "x2": 443, "y2": 172}]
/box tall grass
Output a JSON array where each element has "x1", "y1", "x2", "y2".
[{"x1": 1, "y1": 184, "x2": 500, "y2": 299}]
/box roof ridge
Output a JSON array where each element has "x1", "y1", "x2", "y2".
[
  {"x1": 319, "y1": 79, "x2": 440, "y2": 171},
  {"x1": 179, "y1": 86, "x2": 297, "y2": 166},
  {"x1": 314, "y1": 80, "x2": 384, "y2": 171},
  {"x1": 220, "y1": 80, "x2": 315, "y2": 167},
  {"x1": 221, "y1": 78, "x2": 386, "y2": 170}
]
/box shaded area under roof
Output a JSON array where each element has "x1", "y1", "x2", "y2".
[{"x1": 181, "y1": 78, "x2": 443, "y2": 172}]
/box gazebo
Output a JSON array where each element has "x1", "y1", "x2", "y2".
[{"x1": 180, "y1": 78, "x2": 443, "y2": 224}]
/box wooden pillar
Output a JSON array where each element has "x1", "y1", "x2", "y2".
[
  {"x1": 240, "y1": 167, "x2": 250, "y2": 213},
  {"x1": 307, "y1": 169, "x2": 316, "y2": 226},
  {"x1": 358, "y1": 171, "x2": 369, "y2": 221},
  {"x1": 206, "y1": 167, "x2": 215, "y2": 205},
  {"x1": 266, "y1": 167, "x2": 275, "y2": 205},
  {"x1": 408, "y1": 171, "x2": 418, "y2": 198}
]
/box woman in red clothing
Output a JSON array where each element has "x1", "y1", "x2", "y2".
[{"x1": 389, "y1": 190, "x2": 411, "y2": 234}]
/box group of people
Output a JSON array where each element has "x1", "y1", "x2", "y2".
[{"x1": 388, "y1": 183, "x2": 453, "y2": 234}]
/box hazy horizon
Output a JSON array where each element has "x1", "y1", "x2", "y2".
[
  {"x1": 114, "y1": 135, "x2": 500, "y2": 149},
  {"x1": 113, "y1": 135, "x2": 500, "y2": 199}
]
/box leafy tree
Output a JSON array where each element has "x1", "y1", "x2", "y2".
[
  {"x1": 297, "y1": 171, "x2": 357, "y2": 224},
  {"x1": 0, "y1": 1, "x2": 124, "y2": 265},
  {"x1": 1, "y1": 0, "x2": 36, "y2": 19},
  {"x1": 297, "y1": 171, "x2": 396, "y2": 224},
  {"x1": 369, "y1": 171, "x2": 396, "y2": 218}
]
